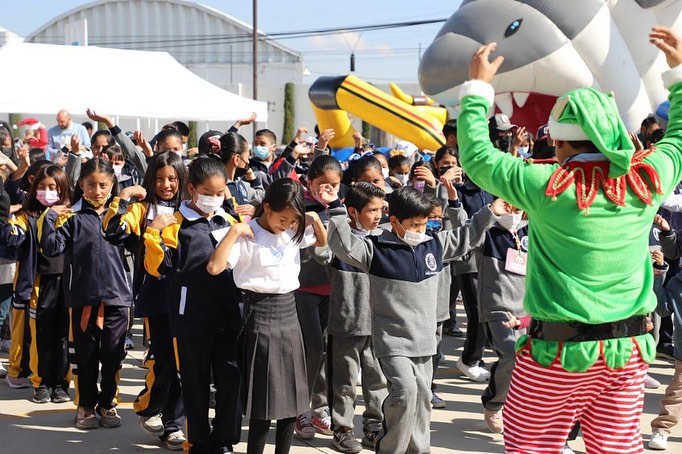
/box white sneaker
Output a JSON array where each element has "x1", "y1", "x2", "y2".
[
  {"x1": 124, "y1": 337, "x2": 134, "y2": 350},
  {"x1": 562, "y1": 443, "x2": 576, "y2": 454},
  {"x1": 644, "y1": 374, "x2": 661, "y2": 389},
  {"x1": 139, "y1": 414, "x2": 164, "y2": 437},
  {"x1": 648, "y1": 430, "x2": 668, "y2": 450},
  {"x1": 165, "y1": 430, "x2": 186, "y2": 451},
  {"x1": 0, "y1": 362, "x2": 6, "y2": 379},
  {"x1": 457, "y1": 357, "x2": 490, "y2": 382}
]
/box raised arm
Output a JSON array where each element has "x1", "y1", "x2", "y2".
[
  {"x1": 102, "y1": 187, "x2": 148, "y2": 245},
  {"x1": 206, "y1": 223, "x2": 253, "y2": 275},
  {"x1": 38, "y1": 206, "x2": 74, "y2": 257}
]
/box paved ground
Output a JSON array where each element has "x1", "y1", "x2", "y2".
[{"x1": 1, "y1": 315, "x2": 681, "y2": 453}]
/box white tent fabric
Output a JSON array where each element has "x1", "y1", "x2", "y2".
[{"x1": 0, "y1": 41, "x2": 268, "y2": 121}]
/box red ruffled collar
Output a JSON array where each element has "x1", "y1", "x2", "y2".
[{"x1": 545, "y1": 148, "x2": 663, "y2": 212}]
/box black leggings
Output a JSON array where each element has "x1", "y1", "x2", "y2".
[{"x1": 247, "y1": 417, "x2": 296, "y2": 454}]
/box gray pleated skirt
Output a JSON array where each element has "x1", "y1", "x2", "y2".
[{"x1": 241, "y1": 290, "x2": 309, "y2": 420}]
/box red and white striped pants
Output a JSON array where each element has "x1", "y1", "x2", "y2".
[{"x1": 503, "y1": 343, "x2": 647, "y2": 454}]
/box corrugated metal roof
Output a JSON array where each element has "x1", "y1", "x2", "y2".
[{"x1": 24, "y1": 0, "x2": 302, "y2": 65}]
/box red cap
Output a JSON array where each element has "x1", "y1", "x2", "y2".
[{"x1": 17, "y1": 117, "x2": 41, "y2": 130}]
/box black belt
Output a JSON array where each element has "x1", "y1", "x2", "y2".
[{"x1": 528, "y1": 315, "x2": 648, "y2": 342}]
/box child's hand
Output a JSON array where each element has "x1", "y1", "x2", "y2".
[
  {"x1": 316, "y1": 183, "x2": 339, "y2": 205},
  {"x1": 295, "y1": 127, "x2": 308, "y2": 142},
  {"x1": 439, "y1": 175, "x2": 459, "y2": 201},
  {"x1": 650, "y1": 26, "x2": 682, "y2": 69},
  {"x1": 318, "y1": 128, "x2": 335, "y2": 150},
  {"x1": 502, "y1": 311, "x2": 521, "y2": 330},
  {"x1": 150, "y1": 213, "x2": 177, "y2": 231},
  {"x1": 654, "y1": 214, "x2": 671, "y2": 232},
  {"x1": 235, "y1": 203, "x2": 255, "y2": 218},
  {"x1": 305, "y1": 211, "x2": 320, "y2": 227},
  {"x1": 441, "y1": 166, "x2": 463, "y2": 184},
  {"x1": 230, "y1": 222, "x2": 255, "y2": 239},
  {"x1": 646, "y1": 316, "x2": 654, "y2": 332},
  {"x1": 490, "y1": 198, "x2": 513, "y2": 216},
  {"x1": 50, "y1": 205, "x2": 72, "y2": 217},
  {"x1": 413, "y1": 165, "x2": 436, "y2": 188},
  {"x1": 291, "y1": 142, "x2": 312, "y2": 160},
  {"x1": 70, "y1": 134, "x2": 80, "y2": 153},
  {"x1": 86, "y1": 108, "x2": 115, "y2": 128},
  {"x1": 652, "y1": 249, "x2": 665, "y2": 266},
  {"x1": 119, "y1": 185, "x2": 147, "y2": 202}
]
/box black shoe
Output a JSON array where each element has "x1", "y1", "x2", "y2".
[
  {"x1": 51, "y1": 388, "x2": 71, "y2": 403},
  {"x1": 32, "y1": 386, "x2": 50, "y2": 404},
  {"x1": 362, "y1": 430, "x2": 381, "y2": 449},
  {"x1": 443, "y1": 325, "x2": 465, "y2": 338},
  {"x1": 333, "y1": 430, "x2": 362, "y2": 453},
  {"x1": 656, "y1": 345, "x2": 675, "y2": 360}
]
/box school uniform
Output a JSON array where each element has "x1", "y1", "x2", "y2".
[
  {"x1": 39, "y1": 199, "x2": 132, "y2": 410},
  {"x1": 0, "y1": 211, "x2": 67, "y2": 393},
  {"x1": 313, "y1": 230, "x2": 388, "y2": 436},
  {"x1": 144, "y1": 202, "x2": 241, "y2": 454},
  {"x1": 475, "y1": 224, "x2": 528, "y2": 413},
  {"x1": 326, "y1": 200, "x2": 496, "y2": 454},
  {"x1": 103, "y1": 197, "x2": 184, "y2": 438},
  {"x1": 225, "y1": 218, "x2": 318, "y2": 421}
]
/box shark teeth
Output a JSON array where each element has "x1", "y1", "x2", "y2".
[
  {"x1": 513, "y1": 92, "x2": 530, "y2": 108},
  {"x1": 493, "y1": 92, "x2": 532, "y2": 118}
]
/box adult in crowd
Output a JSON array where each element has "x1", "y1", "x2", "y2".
[{"x1": 46, "y1": 110, "x2": 91, "y2": 161}]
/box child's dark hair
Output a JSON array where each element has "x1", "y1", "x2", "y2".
[
  {"x1": 388, "y1": 186, "x2": 432, "y2": 221},
  {"x1": 255, "y1": 128, "x2": 277, "y2": 145},
  {"x1": 28, "y1": 148, "x2": 46, "y2": 164},
  {"x1": 198, "y1": 130, "x2": 222, "y2": 155},
  {"x1": 344, "y1": 182, "x2": 385, "y2": 212},
  {"x1": 20, "y1": 159, "x2": 52, "y2": 192},
  {"x1": 218, "y1": 132, "x2": 249, "y2": 164},
  {"x1": 442, "y1": 119, "x2": 457, "y2": 139},
  {"x1": 91, "y1": 130, "x2": 115, "y2": 149},
  {"x1": 255, "y1": 178, "x2": 306, "y2": 243},
  {"x1": 434, "y1": 146, "x2": 457, "y2": 165},
  {"x1": 343, "y1": 155, "x2": 381, "y2": 185},
  {"x1": 142, "y1": 151, "x2": 188, "y2": 206},
  {"x1": 155, "y1": 129, "x2": 183, "y2": 150},
  {"x1": 409, "y1": 161, "x2": 427, "y2": 179},
  {"x1": 388, "y1": 155, "x2": 408, "y2": 171},
  {"x1": 73, "y1": 157, "x2": 119, "y2": 203},
  {"x1": 105, "y1": 145, "x2": 124, "y2": 162},
  {"x1": 188, "y1": 155, "x2": 227, "y2": 187},
  {"x1": 24, "y1": 165, "x2": 72, "y2": 215},
  {"x1": 423, "y1": 192, "x2": 444, "y2": 212},
  {"x1": 169, "y1": 121, "x2": 190, "y2": 138},
  {"x1": 308, "y1": 155, "x2": 343, "y2": 183}
]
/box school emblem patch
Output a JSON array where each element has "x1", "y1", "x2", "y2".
[
  {"x1": 425, "y1": 253, "x2": 437, "y2": 271},
  {"x1": 520, "y1": 236, "x2": 529, "y2": 252}
]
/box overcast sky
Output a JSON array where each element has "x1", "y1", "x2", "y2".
[{"x1": 2, "y1": 0, "x2": 462, "y2": 83}]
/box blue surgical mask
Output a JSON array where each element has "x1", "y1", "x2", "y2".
[
  {"x1": 426, "y1": 219, "x2": 442, "y2": 232},
  {"x1": 253, "y1": 145, "x2": 270, "y2": 160}
]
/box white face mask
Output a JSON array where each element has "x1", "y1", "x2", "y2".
[
  {"x1": 352, "y1": 214, "x2": 371, "y2": 236},
  {"x1": 113, "y1": 164, "x2": 124, "y2": 177},
  {"x1": 395, "y1": 221, "x2": 431, "y2": 247},
  {"x1": 381, "y1": 168, "x2": 389, "y2": 179},
  {"x1": 497, "y1": 213, "x2": 527, "y2": 232},
  {"x1": 396, "y1": 174, "x2": 409, "y2": 186},
  {"x1": 517, "y1": 145, "x2": 530, "y2": 158},
  {"x1": 36, "y1": 189, "x2": 60, "y2": 207},
  {"x1": 194, "y1": 194, "x2": 224, "y2": 214}
]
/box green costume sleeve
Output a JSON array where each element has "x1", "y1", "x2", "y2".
[{"x1": 456, "y1": 82, "x2": 556, "y2": 216}]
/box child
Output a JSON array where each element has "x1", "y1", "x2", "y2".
[
  {"x1": 321, "y1": 185, "x2": 505, "y2": 453},
  {"x1": 251, "y1": 128, "x2": 278, "y2": 188},
  {"x1": 317, "y1": 182, "x2": 389, "y2": 453},
  {"x1": 207, "y1": 178, "x2": 327, "y2": 454},
  {"x1": 387, "y1": 155, "x2": 410, "y2": 188},
  {"x1": 348, "y1": 155, "x2": 392, "y2": 194},
  {"x1": 144, "y1": 156, "x2": 242, "y2": 453},
  {"x1": 218, "y1": 132, "x2": 265, "y2": 209},
  {"x1": 102, "y1": 151, "x2": 188, "y2": 450},
  {"x1": 0, "y1": 165, "x2": 71, "y2": 403},
  {"x1": 39, "y1": 158, "x2": 131, "y2": 430},
  {"x1": 474, "y1": 201, "x2": 529, "y2": 433}
]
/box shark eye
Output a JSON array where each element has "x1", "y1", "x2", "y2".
[{"x1": 505, "y1": 19, "x2": 523, "y2": 37}]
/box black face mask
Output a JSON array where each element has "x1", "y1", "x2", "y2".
[
  {"x1": 438, "y1": 166, "x2": 453, "y2": 176},
  {"x1": 234, "y1": 166, "x2": 248, "y2": 179},
  {"x1": 496, "y1": 136, "x2": 510, "y2": 152},
  {"x1": 1, "y1": 147, "x2": 12, "y2": 158}
]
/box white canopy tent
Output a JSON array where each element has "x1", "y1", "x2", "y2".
[{"x1": 0, "y1": 41, "x2": 268, "y2": 122}]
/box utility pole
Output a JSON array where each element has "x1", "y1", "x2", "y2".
[{"x1": 252, "y1": 0, "x2": 258, "y2": 100}]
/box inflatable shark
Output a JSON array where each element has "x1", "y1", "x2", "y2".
[{"x1": 418, "y1": 0, "x2": 682, "y2": 131}]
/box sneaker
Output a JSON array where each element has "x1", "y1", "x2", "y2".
[
  {"x1": 332, "y1": 430, "x2": 362, "y2": 453},
  {"x1": 562, "y1": 443, "x2": 576, "y2": 454},
  {"x1": 295, "y1": 411, "x2": 315, "y2": 439},
  {"x1": 96, "y1": 405, "x2": 122, "y2": 428},
  {"x1": 139, "y1": 414, "x2": 164, "y2": 437},
  {"x1": 457, "y1": 357, "x2": 490, "y2": 382},
  {"x1": 484, "y1": 409, "x2": 504, "y2": 434},
  {"x1": 165, "y1": 430, "x2": 186, "y2": 451},
  {"x1": 362, "y1": 430, "x2": 381, "y2": 449},
  {"x1": 443, "y1": 325, "x2": 466, "y2": 338},
  {"x1": 431, "y1": 392, "x2": 447, "y2": 409},
  {"x1": 644, "y1": 374, "x2": 662, "y2": 389},
  {"x1": 5, "y1": 375, "x2": 31, "y2": 389},
  {"x1": 0, "y1": 339, "x2": 10, "y2": 352},
  {"x1": 32, "y1": 386, "x2": 50, "y2": 404},
  {"x1": 312, "y1": 414, "x2": 333, "y2": 436},
  {"x1": 51, "y1": 388, "x2": 71, "y2": 403},
  {"x1": 75, "y1": 406, "x2": 99, "y2": 430},
  {"x1": 0, "y1": 362, "x2": 6, "y2": 379},
  {"x1": 648, "y1": 430, "x2": 669, "y2": 450},
  {"x1": 124, "y1": 337, "x2": 134, "y2": 350}
]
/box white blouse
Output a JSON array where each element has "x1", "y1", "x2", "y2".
[{"x1": 217, "y1": 218, "x2": 317, "y2": 294}]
